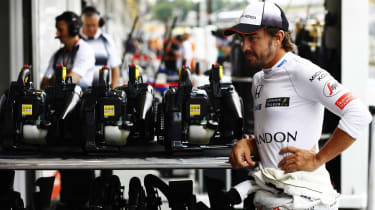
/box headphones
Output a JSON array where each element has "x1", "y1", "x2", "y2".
[
  {"x1": 82, "y1": 6, "x2": 106, "y2": 27},
  {"x1": 56, "y1": 11, "x2": 82, "y2": 37}
]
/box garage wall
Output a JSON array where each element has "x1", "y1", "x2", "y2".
[{"x1": 341, "y1": 0, "x2": 370, "y2": 208}]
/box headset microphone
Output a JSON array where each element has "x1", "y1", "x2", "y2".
[{"x1": 55, "y1": 36, "x2": 61, "y2": 39}]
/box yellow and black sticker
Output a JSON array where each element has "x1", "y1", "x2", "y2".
[
  {"x1": 62, "y1": 66, "x2": 67, "y2": 81},
  {"x1": 22, "y1": 104, "x2": 33, "y2": 116},
  {"x1": 219, "y1": 65, "x2": 223, "y2": 80},
  {"x1": 104, "y1": 105, "x2": 115, "y2": 117},
  {"x1": 190, "y1": 104, "x2": 201, "y2": 116},
  {"x1": 135, "y1": 66, "x2": 139, "y2": 80}
]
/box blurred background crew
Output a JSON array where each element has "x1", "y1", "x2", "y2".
[
  {"x1": 80, "y1": 6, "x2": 122, "y2": 88},
  {"x1": 179, "y1": 30, "x2": 194, "y2": 69},
  {"x1": 41, "y1": 11, "x2": 95, "y2": 90},
  {"x1": 163, "y1": 35, "x2": 182, "y2": 82},
  {"x1": 211, "y1": 29, "x2": 232, "y2": 65}
]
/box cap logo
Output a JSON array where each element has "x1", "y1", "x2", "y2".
[{"x1": 241, "y1": 14, "x2": 256, "y2": 20}]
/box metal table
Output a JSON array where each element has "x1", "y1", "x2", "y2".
[
  {"x1": 0, "y1": 144, "x2": 232, "y2": 169},
  {"x1": 0, "y1": 156, "x2": 231, "y2": 170}
]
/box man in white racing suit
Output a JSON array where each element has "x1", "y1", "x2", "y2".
[{"x1": 217, "y1": 1, "x2": 372, "y2": 209}]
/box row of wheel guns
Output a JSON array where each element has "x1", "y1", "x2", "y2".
[{"x1": 0, "y1": 63, "x2": 244, "y2": 154}]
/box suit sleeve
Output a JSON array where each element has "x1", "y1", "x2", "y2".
[
  {"x1": 71, "y1": 43, "x2": 96, "y2": 77},
  {"x1": 287, "y1": 59, "x2": 372, "y2": 139}
]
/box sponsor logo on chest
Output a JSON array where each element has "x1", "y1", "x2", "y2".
[
  {"x1": 265, "y1": 97, "x2": 290, "y2": 107},
  {"x1": 255, "y1": 131, "x2": 298, "y2": 144}
]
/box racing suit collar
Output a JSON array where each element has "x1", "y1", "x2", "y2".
[{"x1": 262, "y1": 52, "x2": 292, "y2": 75}]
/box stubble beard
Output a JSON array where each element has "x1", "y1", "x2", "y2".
[{"x1": 244, "y1": 39, "x2": 274, "y2": 70}]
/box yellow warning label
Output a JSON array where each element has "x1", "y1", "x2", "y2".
[
  {"x1": 219, "y1": 65, "x2": 223, "y2": 80},
  {"x1": 104, "y1": 105, "x2": 115, "y2": 117},
  {"x1": 190, "y1": 104, "x2": 201, "y2": 116},
  {"x1": 22, "y1": 104, "x2": 32, "y2": 116},
  {"x1": 62, "y1": 66, "x2": 67, "y2": 81},
  {"x1": 135, "y1": 66, "x2": 140, "y2": 80}
]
